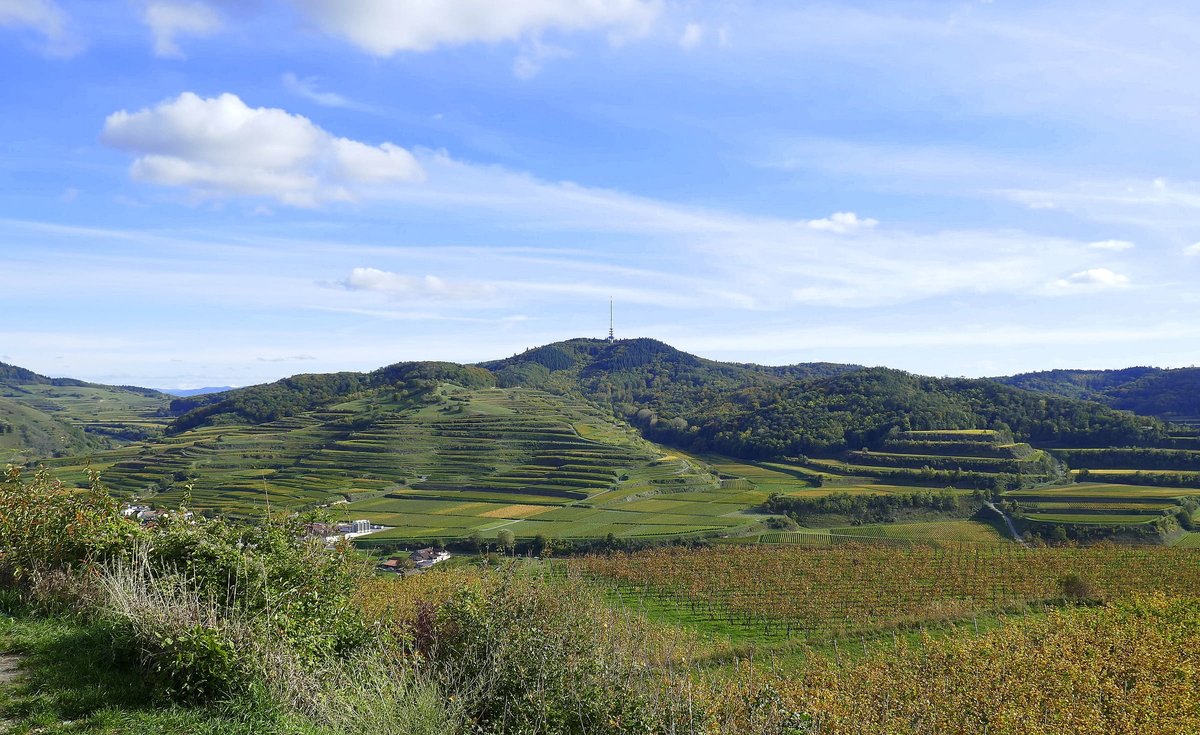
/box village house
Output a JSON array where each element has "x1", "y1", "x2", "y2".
[{"x1": 409, "y1": 547, "x2": 452, "y2": 569}]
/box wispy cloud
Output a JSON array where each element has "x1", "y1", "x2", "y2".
[
  {"x1": 678, "y1": 22, "x2": 703, "y2": 50},
  {"x1": 142, "y1": 1, "x2": 222, "y2": 58},
  {"x1": 1047, "y1": 268, "x2": 1131, "y2": 293},
  {"x1": 1088, "y1": 239, "x2": 1135, "y2": 251},
  {"x1": 290, "y1": 0, "x2": 659, "y2": 55},
  {"x1": 282, "y1": 72, "x2": 368, "y2": 110},
  {"x1": 0, "y1": 0, "x2": 81, "y2": 56},
  {"x1": 341, "y1": 267, "x2": 499, "y2": 302}
]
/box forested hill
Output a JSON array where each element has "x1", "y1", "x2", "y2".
[
  {"x1": 482, "y1": 337, "x2": 860, "y2": 402},
  {"x1": 166, "y1": 362, "x2": 495, "y2": 433},
  {"x1": 996, "y1": 367, "x2": 1200, "y2": 423},
  {"x1": 621, "y1": 368, "x2": 1165, "y2": 458},
  {"x1": 164, "y1": 338, "x2": 1166, "y2": 459}
]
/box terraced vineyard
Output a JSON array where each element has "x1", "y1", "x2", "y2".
[
  {"x1": 801, "y1": 429, "x2": 1058, "y2": 490},
  {"x1": 20, "y1": 344, "x2": 1200, "y2": 547},
  {"x1": 45, "y1": 385, "x2": 772, "y2": 541},
  {"x1": 1003, "y1": 444, "x2": 1200, "y2": 537}
]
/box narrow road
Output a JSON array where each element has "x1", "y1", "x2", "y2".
[{"x1": 983, "y1": 501, "x2": 1029, "y2": 548}]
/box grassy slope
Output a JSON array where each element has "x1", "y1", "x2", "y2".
[
  {"x1": 0, "y1": 395, "x2": 96, "y2": 463},
  {"x1": 0, "y1": 366, "x2": 172, "y2": 460}
]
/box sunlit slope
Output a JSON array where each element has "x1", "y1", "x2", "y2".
[
  {"x1": 0, "y1": 361, "x2": 172, "y2": 446},
  {"x1": 0, "y1": 395, "x2": 97, "y2": 462}
]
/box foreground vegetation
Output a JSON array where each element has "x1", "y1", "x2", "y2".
[{"x1": 4, "y1": 466, "x2": 1200, "y2": 734}]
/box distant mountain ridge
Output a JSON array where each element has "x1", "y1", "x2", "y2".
[{"x1": 161, "y1": 387, "x2": 236, "y2": 397}]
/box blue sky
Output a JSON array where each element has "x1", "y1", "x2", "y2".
[{"x1": 2, "y1": 0, "x2": 1199, "y2": 388}]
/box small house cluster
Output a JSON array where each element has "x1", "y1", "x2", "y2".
[
  {"x1": 121, "y1": 504, "x2": 190, "y2": 524},
  {"x1": 376, "y1": 547, "x2": 452, "y2": 574}
]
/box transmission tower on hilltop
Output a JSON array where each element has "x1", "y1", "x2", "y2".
[{"x1": 607, "y1": 298, "x2": 615, "y2": 342}]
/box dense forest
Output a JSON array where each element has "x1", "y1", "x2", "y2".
[
  {"x1": 487, "y1": 340, "x2": 1167, "y2": 457},
  {"x1": 998, "y1": 367, "x2": 1200, "y2": 421}
]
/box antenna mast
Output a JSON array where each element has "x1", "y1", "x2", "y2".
[{"x1": 607, "y1": 298, "x2": 615, "y2": 342}]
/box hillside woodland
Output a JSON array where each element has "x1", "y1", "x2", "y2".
[
  {"x1": 162, "y1": 339, "x2": 1166, "y2": 460},
  {"x1": 998, "y1": 367, "x2": 1200, "y2": 422}
]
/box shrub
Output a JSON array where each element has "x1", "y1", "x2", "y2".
[
  {"x1": 0, "y1": 465, "x2": 141, "y2": 587},
  {"x1": 363, "y1": 568, "x2": 688, "y2": 735},
  {"x1": 1059, "y1": 572, "x2": 1103, "y2": 602}
]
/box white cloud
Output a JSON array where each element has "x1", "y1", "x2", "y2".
[
  {"x1": 101, "y1": 92, "x2": 424, "y2": 206},
  {"x1": 142, "y1": 1, "x2": 222, "y2": 58},
  {"x1": 282, "y1": 73, "x2": 364, "y2": 109},
  {"x1": 1049, "y1": 268, "x2": 1130, "y2": 292},
  {"x1": 1186, "y1": 243, "x2": 1200, "y2": 256},
  {"x1": 805, "y1": 211, "x2": 878, "y2": 234},
  {"x1": 342, "y1": 267, "x2": 499, "y2": 301},
  {"x1": 678, "y1": 22, "x2": 703, "y2": 49},
  {"x1": 290, "y1": 0, "x2": 659, "y2": 55},
  {"x1": 1087, "y1": 239, "x2": 1135, "y2": 251},
  {"x1": 0, "y1": 0, "x2": 79, "y2": 55}
]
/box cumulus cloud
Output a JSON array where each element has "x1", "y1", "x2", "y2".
[
  {"x1": 0, "y1": 0, "x2": 79, "y2": 55},
  {"x1": 290, "y1": 0, "x2": 659, "y2": 55},
  {"x1": 1049, "y1": 268, "x2": 1130, "y2": 292},
  {"x1": 101, "y1": 92, "x2": 424, "y2": 206},
  {"x1": 1088, "y1": 239, "x2": 1135, "y2": 251},
  {"x1": 805, "y1": 211, "x2": 878, "y2": 234},
  {"x1": 342, "y1": 267, "x2": 499, "y2": 301},
  {"x1": 678, "y1": 22, "x2": 703, "y2": 49},
  {"x1": 143, "y1": 1, "x2": 222, "y2": 58}
]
